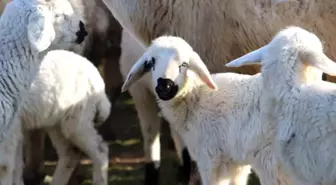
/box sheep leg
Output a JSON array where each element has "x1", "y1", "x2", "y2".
[
  {"x1": 68, "y1": 123, "x2": 109, "y2": 185},
  {"x1": 199, "y1": 160, "x2": 248, "y2": 185},
  {"x1": 47, "y1": 127, "x2": 82, "y2": 185},
  {"x1": 119, "y1": 28, "x2": 163, "y2": 184},
  {"x1": 0, "y1": 149, "x2": 15, "y2": 185},
  {"x1": 103, "y1": 57, "x2": 123, "y2": 102},
  {"x1": 0, "y1": 124, "x2": 21, "y2": 185},
  {"x1": 13, "y1": 138, "x2": 24, "y2": 185},
  {"x1": 128, "y1": 82, "x2": 162, "y2": 184},
  {"x1": 170, "y1": 127, "x2": 193, "y2": 183},
  {"x1": 197, "y1": 158, "x2": 216, "y2": 185},
  {"x1": 22, "y1": 129, "x2": 46, "y2": 185},
  {"x1": 228, "y1": 165, "x2": 251, "y2": 185},
  {"x1": 188, "y1": 161, "x2": 201, "y2": 185}
]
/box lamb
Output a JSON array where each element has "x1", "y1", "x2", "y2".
[
  {"x1": 0, "y1": 0, "x2": 87, "y2": 184},
  {"x1": 0, "y1": 0, "x2": 122, "y2": 183},
  {"x1": 119, "y1": 28, "x2": 195, "y2": 184},
  {"x1": 225, "y1": 26, "x2": 336, "y2": 185},
  {"x1": 101, "y1": 1, "x2": 336, "y2": 183},
  {"x1": 0, "y1": 0, "x2": 123, "y2": 183},
  {"x1": 18, "y1": 49, "x2": 111, "y2": 185},
  {"x1": 121, "y1": 35, "x2": 293, "y2": 185}
]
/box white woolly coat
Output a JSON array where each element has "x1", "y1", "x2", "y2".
[
  {"x1": 20, "y1": 50, "x2": 110, "y2": 137},
  {"x1": 0, "y1": 0, "x2": 42, "y2": 141},
  {"x1": 158, "y1": 71, "x2": 290, "y2": 185},
  {"x1": 224, "y1": 26, "x2": 336, "y2": 185}
]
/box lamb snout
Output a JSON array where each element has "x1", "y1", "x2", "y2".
[
  {"x1": 155, "y1": 78, "x2": 178, "y2": 101},
  {"x1": 75, "y1": 21, "x2": 88, "y2": 44}
]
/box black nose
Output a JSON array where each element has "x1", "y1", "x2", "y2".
[
  {"x1": 75, "y1": 21, "x2": 88, "y2": 44},
  {"x1": 155, "y1": 78, "x2": 178, "y2": 101}
]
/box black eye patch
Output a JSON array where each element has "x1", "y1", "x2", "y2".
[
  {"x1": 143, "y1": 57, "x2": 156, "y2": 72},
  {"x1": 179, "y1": 62, "x2": 188, "y2": 73}
]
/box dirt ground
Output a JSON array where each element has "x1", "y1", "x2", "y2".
[{"x1": 39, "y1": 91, "x2": 261, "y2": 185}]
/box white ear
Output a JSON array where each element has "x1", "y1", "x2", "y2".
[
  {"x1": 303, "y1": 51, "x2": 336, "y2": 76},
  {"x1": 27, "y1": 6, "x2": 55, "y2": 52},
  {"x1": 189, "y1": 51, "x2": 218, "y2": 90},
  {"x1": 121, "y1": 56, "x2": 154, "y2": 92},
  {"x1": 225, "y1": 46, "x2": 268, "y2": 67}
]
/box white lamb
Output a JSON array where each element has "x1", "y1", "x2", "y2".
[
  {"x1": 121, "y1": 36, "x2": 292, "y2": 185},
  {"x1": 225, "y1": 26, "x2": 336, "y2": 185},
  {"x1": 20, "y1": 49, "x2": 111, "y2": 185},
  {"x1": 0, "y1": 0, "x2": 87, "y2": 184}
]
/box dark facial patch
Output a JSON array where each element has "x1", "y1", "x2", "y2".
[
  {"x1": 75, "y1": 21, "x2": 88, "y2": 44},
  {"x1": 155, "y1": 78, "x2": 179, "y2": 101},
  {"x1": 144, "y1": 57, "x2": 156, "y2": 72}
]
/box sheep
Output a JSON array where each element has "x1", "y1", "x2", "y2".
[
  {"x1": 119, "y1": 30, "x2": 194, "y2": 183},
  {"x1": 0, "y1": 0, "x2": 87, "y2": 183},
  {"x1": 18, "y1": 49, "x2": 111, "y2": 185},
  {"x1": 101, "y1": 1, "x2": 336, "y2": 183},
  {"x1": 0, "y1": 0, "x2": 124, "y2": 183},
  {"x1": 119, "y1": 28, "x2": 195, "y2": 184},
  {"x1": 121, "y1": 35, "x2": 293, "y2": 185},
  {"x1": 224, "y1": 26, "x2": 336, "y2": 185}
]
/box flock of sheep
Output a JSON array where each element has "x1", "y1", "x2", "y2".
[{"x1": 1, "y1": 0, "x2": 336, "y2": 185}]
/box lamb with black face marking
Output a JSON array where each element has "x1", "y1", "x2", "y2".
[
  {"x1": 121, "y1": 36, "x2": 292, "y2": 185},
  {"x1": 0, "y1": 0, "x2": 87, "y2": 183}
]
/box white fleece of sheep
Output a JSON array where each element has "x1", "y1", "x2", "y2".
[
  {"x1": 225, "y1": 26, "x2": 336, "y2": 185},
  {"x1": 123, "y1": 36, "x2": 292, "y2": 185},
  {"x1": 0, "y1": 0, "x2": 38, "y2": 142},
  {"x1": 259, "y1": 27, "x2": 336, "y2": 185},
  {"x1": 21, "y1": 49, "x2": 110, "y2": 137}
]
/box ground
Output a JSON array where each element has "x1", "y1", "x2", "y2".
[{"x1": 40, "y1": 91, "x2": 261, "y2": 185}]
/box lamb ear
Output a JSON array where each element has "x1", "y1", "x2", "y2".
[
  {"x1": 303, "y1": 52, "x2": 336, "y2": 76},
  {"x1": 225, "y1": 46, "x2": 268, "y2": 67},
  {"x1": 121, "y1": 56, "x2": 153, "y2": 92},
  {"x1": 189, "y1": 51, "x2": 218, "y2": 90},
  {"x1": 27, "y1": 5, "x2": 55, "y2": 52}
]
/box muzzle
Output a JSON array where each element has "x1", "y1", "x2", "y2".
[
  {"x1": 75, "y1": 21, "x2": 88, "y2": 44},
  {"x1": 155, "y1": 78, "x2": 178, "y2": 101}
]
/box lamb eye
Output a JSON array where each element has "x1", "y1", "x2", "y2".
[{"x1": 179, "y1": 62, "x2": 188, "y2": 73}]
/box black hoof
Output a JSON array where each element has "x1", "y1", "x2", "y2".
[
  {"x1": 144, "y1": 162, "x2": 160, "y2": 185},
  {"x1": 189, "y1": 161, "x2": 201, "y2": 185},
  {"x1": 23, "y1": 170, "x2": 46, "y2": 185},
  {"x1": 322, "y1": 73, "x2": 327, "y2": 81}
]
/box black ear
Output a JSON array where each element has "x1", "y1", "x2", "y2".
[
  {"x1": 144, "y1": 57, "x2": 156, "y2": 72},
  {"x1": 122, "y1": 56, "x2": 156, "y2": 92},
  {"x1": 75, "y1": 21, "x2": 88, "y2": 44}
]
